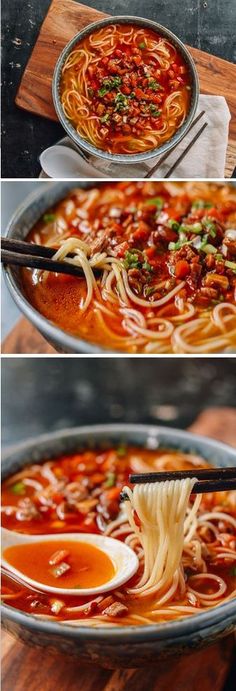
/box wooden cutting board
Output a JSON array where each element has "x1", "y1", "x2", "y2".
[
  {"x1": 15, "y1": 0, "x2": 236, "y2": 177},
  {"x1": 1, "y1": 408, "x2": 236, "y2": 691},
  {"x1": 2, "y1": 317, "x2": 55, "y2": 354}
]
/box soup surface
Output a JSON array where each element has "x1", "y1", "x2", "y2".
[
  {"x1": 1, "y1": 446, "x2": 236, "y2": 626},
  {"x1": 3, "y1": 541, "x2": 115, "y2": 590},
  {"x1": 21, "y1": 182, "x2": 236, "y2": 354},
  {"x1": 60, "y1": 24, "x2": 191, "y2": 154}
]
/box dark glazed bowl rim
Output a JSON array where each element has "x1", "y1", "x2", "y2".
[
  {"x1": 52, "y1": 15, "x2": 199, "y2": 164},
  {"x1": 2, "y1": 423, "x2": 236, "y2": 644}
]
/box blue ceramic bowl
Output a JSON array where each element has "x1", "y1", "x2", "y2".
[
  {"x1": 52, "y1": 16, "x2": 199, "y2": 164},
  {"x1": 1, "y1": 424, "x2": 236, "y2": 668}
]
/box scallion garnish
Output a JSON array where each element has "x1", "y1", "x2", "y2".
[
  {"x1": 145, "y1": 196, "x2": 164, "y2": 209},
  {"x1": 43, "y1": 214, "x2": 56, "y2": 223},
  {"x1": 104, "y1": 472, "x2": 117, "y2": 488},
  {"x1": 202, "y1": 219, "x2": 217, "y2": 237},
  {"x1": 180, "y1": 222, "x2": 202, "y2": 234},
  {"x1": 98, "y1": 76, "x2": 122, "y2": 97},
  {"x1": 117, "y1": 445, "x2": 127, "y2": 457},
  {"x1": 11, "y1": 481, "x2": 26, "y2": 495},
  {"x1": 149, "y1": 104, "x2": 161, "y2": 116},
  {"x1": 114, "y1": 92, "x2": 128, "y2": 111},
  {"x1": 202, "y1": 244, "x2": 217, "y2": 255},
  {"x1": 100, "y1": 113, "x2": 110, "y2": 123},
  {"x1": 98, "y1": 86, "x2": 108, "y2": 97},
  {"x1": 124, "y1": 250, "x2": 142, "y2": 269},
  {"x1": 143, "y1": 261, "x2": 153, "y2": 272},
  {"x1": 191, "y1": 200, "x2": 214, "y2": 210},
  {"x1": 168, "y1": 219, "x2": 180, "y2": 232},
  {"x1": 148, "y1": 79, "x2": 161, "y2": 92},
  {"x1": 225, "y1": 260, "x2": 236, "y2": 270}
]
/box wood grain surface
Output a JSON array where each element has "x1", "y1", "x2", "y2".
[
  {"x1": 1, "y1": 408, "x2": 236, "y2": 690},
  {"x1": 1, "y1": 318, "x2": 56, "y2": 354},
  {"x1": 15, "y1": 0, "x2": 236, "y2": 177}
]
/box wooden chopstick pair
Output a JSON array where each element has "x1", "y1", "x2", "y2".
[
  {"x1": 1, "y1": 237, "x2": 102, "y2": 278},
  {"x1": 144, "y1": 110, "x2": 207, "y2": 179},
  {"x1": 120, "y1": 467, "x2": 236, "y2": 500}
]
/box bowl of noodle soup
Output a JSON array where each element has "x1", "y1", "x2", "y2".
[
  {"x1": 1, "y1": 423, "x2": 236, "y2": 667},
  {"x1": 52, "y1": 16, "x2": 199, "y2": 162},
  {"x1": 3, "y1": 181, "x2": 236, "y2": 355}
]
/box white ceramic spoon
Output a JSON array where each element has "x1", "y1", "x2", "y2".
[
  {"x1": 39, "y1": 145, "x2": 106, "y2": 179},
  {"x1": 1, "y1": 528, "x2": 139, "y2": 596}
]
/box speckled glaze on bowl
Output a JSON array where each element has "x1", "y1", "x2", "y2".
[
  {"x1": 52, "y1": 16, "x2": 199, "y2": 164},
  {"x1": 2, "y1": 424, "x2": 236, "y2": 668},
  {"x1": 3, "y1": 181, "x2": 115, "y2": 354}
]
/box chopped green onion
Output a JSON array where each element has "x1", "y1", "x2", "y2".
[
  {"x1": 149, "y1": 104, "x2": 161, "y2": 116},
  {"x1": 168, "y1": 219, "x2": 180, "y2": 232},
  {"x1": 117, "y1": 446, "x2": 127, "y2": 457},
  {"x1": 43, "y1": 214, "x2": 56, "y2": 223},
  {"x1": 148, "y1": 79, "x2": 161, "y2": 92},
  {"x1": 180, "y1": 222, "x2": 202, "y2": 234},
  {"x1": 100, "y1": 113, "x2": 110, "y2": 123},
  {"x1": 168, "y1": 242, "x2": 177, "y2": 251},
  {"x1": 225, "y1": 260, "x2": 236, "y2": 270},
  {"x1": 123, "y1": 249, "x2": 153, "y2": 272},
  {"x1": 143, "y1": 261, "x2": 153, "y2": 272},
  {"x1": 124, "y1": 250, "x2": 142, "y2": 269},
  {"x1": 230, "y1": 566, "x2": 236, "y2": 577},
  {"x1": 215, "y1": 253, "x2": 223, "y2": 261},
  {"x1": 103, "y1": 76, "x2": 122, "y2": 89},
  {"x1": 191, "y1": 200, "x2": 214, "y2": 210},
  {"x1": 202, "y1": 244, "x2": 217, "y2": 255},
  {"x1": 98, "y1": 76, "x2": 122, "y2": 97},
  {"x1": 168, "y1": 236, "x2": 196, "y2": 251},
  {"x1": 104, "y1": 472, "x2": 117, "y2": 488},
  {"x1": 114, "y1": 92, "x2": 128, "y2": 111},
  {"x1": 139, "y1": 42, "x2": 146, "y2": 49},
  {"x1": 202, "y1": 219, "x2": 217, "y2": 237},
  {"x1": 11, "y1": 481, "x2": 26, "y2": 495},
  {"x1": 199, "y1": 237, "x2": 208, "y2": 251},
  {"x1": 145, "y1": 196, "x2": 164, "y2": 209},
  {"x1": 144, "y1": 285, "x2": 156, "y2": 297},
  {"x1": 98, "y1": 86, "x2": 108, "y2": 97}
]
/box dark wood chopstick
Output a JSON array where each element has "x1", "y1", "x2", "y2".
[
  {"x1": 164, "y1": 122, "x2": 208, "y2": 178},
  {"x1": 144, "y1": 110, "x2": 205, "y2": 179},
  {"x1": 1, "y1": 238, "x2": 59, "y2": 258},
  {"x1": 1, "y1": 238, "x2": 102, "y2": 278},
  {"x1": 120, "y1": 467, "x2": 236, "y2": 500},
  {"x1": 129, "y1": 467, "x2": 236, "y2": 483},
  {"x1": 120, "y1": 478, "x2": 236, "y2": 500}
]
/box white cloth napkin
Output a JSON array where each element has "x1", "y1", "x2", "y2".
[{"x1": 40, "y1": 95, "x2": 230, "y2": 179}]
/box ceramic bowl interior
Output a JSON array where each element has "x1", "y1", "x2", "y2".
[
  {"x1": 52, "y1": 15, "x2": 199, "y2": 164},
  {"x1": 1, "y1": 424, "x2": 236, "y2": 667}
]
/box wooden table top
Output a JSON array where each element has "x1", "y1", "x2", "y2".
[
  {"x1": 1, "y1": 408, "x2": 236, "y2": 690},
  {"x1": 14, "y1": 0, "x2": 236, "y2": 178},
  {"x1": 2, "y1": 318, "x2": 56, "y2": 354}
]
